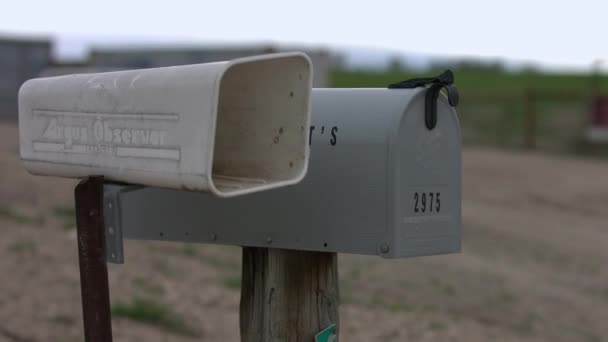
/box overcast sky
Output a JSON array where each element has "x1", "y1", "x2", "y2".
[{"x1": 1, "y1": 0, "x2": 606, "y2": 70}]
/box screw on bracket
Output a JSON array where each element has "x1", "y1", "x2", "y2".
[
  {"x1": 380, "y1": 243, "x2": 390, "y2": 254},
  {"x1": 103, "y1": 185, "x2": 126, "y2": 265}
]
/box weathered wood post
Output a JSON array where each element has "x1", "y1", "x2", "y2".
[{"x1": 240, "y1": 247, "x2": 339, "y2": 342}]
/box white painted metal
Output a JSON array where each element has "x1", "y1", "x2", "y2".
[
  {"x1": 19, "y1": 53, "x2": 313, "y2": 197},
  {"x1": 104, "y1": 88, "x2": 462, "y2": 259}
]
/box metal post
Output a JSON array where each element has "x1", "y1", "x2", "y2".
[{"x1": 75, "y1": 176, "x2": 113, "y2": 342}]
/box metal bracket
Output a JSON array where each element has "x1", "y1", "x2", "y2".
[{"x1": 103, "y1": 184, "x2": 126, "y2": 264}]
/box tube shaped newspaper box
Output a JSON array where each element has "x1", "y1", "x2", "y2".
[{"x1": 18, "y1": 53, "x2": 312, "y2": 197}]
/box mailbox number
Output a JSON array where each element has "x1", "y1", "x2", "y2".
[{"x1": 414, "y1": 192, "x2": 440, "y2": 213}]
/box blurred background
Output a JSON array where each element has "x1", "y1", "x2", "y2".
[{"x1": 1, "y1": 1, "x2": 607, "y2": 341}]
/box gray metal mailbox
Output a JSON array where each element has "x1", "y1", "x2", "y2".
[{"x1": 104, "y1": 87, "x2": 461, "y2": 260}]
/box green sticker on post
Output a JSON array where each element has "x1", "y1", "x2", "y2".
[{"x1": 315, "y1": 324, "x2": 337, "y2": 342}]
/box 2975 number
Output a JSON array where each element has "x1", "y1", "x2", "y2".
[{"x1": 414, "y1": 192, "x2": 441, "y2": 213}]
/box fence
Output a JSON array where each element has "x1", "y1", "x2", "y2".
[{"x1": 459, "y1": 89, "x2": 599, "y2": 155}]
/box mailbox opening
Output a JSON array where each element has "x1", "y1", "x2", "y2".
[{"x1": 211, "y1": 55, "x2": 312, "y2": 196}]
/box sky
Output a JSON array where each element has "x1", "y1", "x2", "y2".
[{"x1": 1, "y1": 0, "x2": 607, "y2": 70}]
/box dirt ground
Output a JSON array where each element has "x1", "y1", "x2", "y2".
[{"x1": 1, "y1": 121, "x2": 607, "y2": 342}]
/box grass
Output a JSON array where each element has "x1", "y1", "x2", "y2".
[
  {"x1": 331, "y1": 68, "x2": 608, "y2": 157},
  {"x1": 387, "y1": 302, "x2": 416, "y2": 313},
  {"x1": 0, "y1": 206, "x2": 44, "y2": 225},
  {"x1": 443, "y1": 284, "x2": 457, "y2": 297},
  {"x1": 429, "y1": 276, "x2": 457, "y2": 297},
  {"x1": 494, "y1": 289, "x2": 517, "y2": 305},
  {"x1": 428, "y1": 320, "x2": 447, "y2": 331},
  {"x1": 338, "y1": 279, "x2": 356, "y2": 305},
  {"x1": 199, "y1": 252, "x2": 240, "y2": 269},
  {"x1": 133, "y1": 277, "x2": 165, "y2": 296},
  {"x1": 179, "y1": 244, "x2": 197, "y2": 258},
  {"x1": 50, "y1": 206, "x2": 76, "y2": 230},
  {"x1": 331, "y1": 68, "x2": 608, "y2": 94},
  {"x1": 112, "y1": 298, "x2": 198, "y2": 337},
  {"x1": 509, "y1": 312, "x2": 540, "y2": 336},
  {"x1": 222, "y1": 274, "x2": 241, "y2": 290},
  {"x1": 8, "y1": 239, "x2": 37, "y2": 254},
  {"x1": 510, "y1": 318, "x2": 535, "y2": 335},
  {"x1": 152, "y1": 258, "x2": 174, "y2": 277}
]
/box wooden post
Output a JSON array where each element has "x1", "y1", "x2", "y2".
[
  {"x1": 75, "y1": 176, "x2": 113, "y2": 342},
  {"x1": 240, "y1": 247, "x2": 339, "y2": 342},
  {"x1": 524, "y1": 88, "x2": 537, "y2": 150}
]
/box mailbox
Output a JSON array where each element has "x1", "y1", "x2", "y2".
[
  {"x1": 19, "y1": 53, "x2": 313, "y2": 197},
  {"x1": 104, "y1": 87, "x2": 461, "y2": 259}
]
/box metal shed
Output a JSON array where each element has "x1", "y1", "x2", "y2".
[
  {"x1": 90, "y1": 45, "x2": 331, "y2": 87},
  {"x1": 0, "y1": 35, "x2": 51, "y2": 120}
]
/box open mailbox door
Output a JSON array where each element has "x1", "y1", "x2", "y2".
[{"x1": 19, "y1": 53, "x2": 313, "y2": 197}]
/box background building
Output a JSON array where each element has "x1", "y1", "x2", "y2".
[
  {"x1": 0, "y1": 41, "x2": 332, "y2": 121},
  {"x1": 90, "y1": 45, "x2": 331, "y2": 87},
  {"x1": 0, "y1": 35, "x2": 51, "y2": 120}
]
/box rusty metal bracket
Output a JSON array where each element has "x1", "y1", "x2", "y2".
[{"x1": 75, "y1": 176, "x2": 113, "y2": 342}]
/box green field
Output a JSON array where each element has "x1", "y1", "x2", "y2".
[
  {"x1": 330, "y1": 69, "x2": 606, "y2": 94},
  {"x1": 331, "y1": 69, "x2": 608, "y2": 156}
]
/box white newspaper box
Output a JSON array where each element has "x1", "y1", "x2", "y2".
[{"x1": 19, "y1": 53, "x2": 312, "y2": 197}]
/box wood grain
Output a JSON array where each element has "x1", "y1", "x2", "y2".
[{"x1": 240, "y1": 247, "x2": 339, "y2": 342}]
